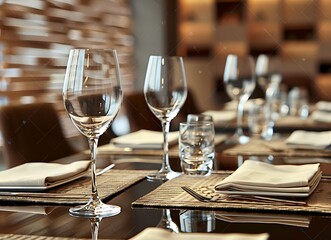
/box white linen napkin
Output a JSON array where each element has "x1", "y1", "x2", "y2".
[
  {"x1": 202, "y1": 110, "x2": 236, "y2": 123},
  {"x1": 0, "y1": 161, "x2": 90, "y2": 188},
  {"x1": 315, "y1": 101, "x2": 331, "y2": 112},
  {"x1": 310, "y1": 110, "x2": 331, "y2": 123},
  {"x1": 285, "y1": 130, "x2": 331, "y2": 149},
  {"x1": 130, "y1": 227, "x2": 269, "y2": 240},
  {"x1": 215, "y1": 160, "x2": 321, "y2": 197},
  {"x1": 111, "y1": 129, "x2": 178, "y2": 149}
]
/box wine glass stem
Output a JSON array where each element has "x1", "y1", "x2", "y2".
[
  {"x1": 236, "y1": 99, "x2": 244, "y2": 136},
  {"x1": 90, "y1": 218, "x2": 100, "y2": 240},
  {"x1": 88, "y1": 137, "x2": 100, "y2": 201},
  {"x1": 161, "y1": 120, "x2": 171, "y2": 172}
]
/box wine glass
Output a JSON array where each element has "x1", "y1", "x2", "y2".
[
  {"x1": 223, "y1": 54, "x2": 256, "y2": 144},
  {"x1": 256, "y1": 55, "x2": 283, "y2": 140},
  {"x1": 255, "y1": 54, "x2": 282, "y2": 100},
  {"x1": 63, "y1": 48, "x2": 122, "y2": 217},
  {"x1": 144, "y1": 56, "x2": 187, "y2": 181}
]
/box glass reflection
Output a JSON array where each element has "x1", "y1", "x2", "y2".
[
  {"x1": 179, "y1": 210, "x2": 215, "y2": 233},
  {"x1": 156, "y1": 209, "x2": 179, "y2": 233}
]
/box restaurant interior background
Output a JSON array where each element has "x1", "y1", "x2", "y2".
[{"x1": 1, "y1": 0, "x2": 331, "y2": 154}]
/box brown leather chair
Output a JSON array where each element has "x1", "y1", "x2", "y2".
[
  {"x1": 123, "y1": 90, "x2": 200, "y2": 132},
  {"x1": 0, "y1": 102, "x2": 79, "y2": 168}
]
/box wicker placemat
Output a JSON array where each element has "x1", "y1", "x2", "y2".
[
  {"x1": 0, "y1": 170, "x2": 152, "y2": 205},
  {"x1": 132, "y1": 172, "x2": 331, "y2": 215},
  {"x1": 0, "y1": 234, "x2": 116, "y2": 240},
  {"x1": 223, "y1": 138, "x2": 331, "y2": 158},
  {"x1": 0, "y1": 234, "x2": 88, "y2": 240}
]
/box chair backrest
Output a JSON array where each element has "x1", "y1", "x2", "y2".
[
  {"x1": 123, "y1": 90, "x2": 200, "y2": 132},
  {"x1": 0, "y1": 102, "x2": 78, "y2": 168}
]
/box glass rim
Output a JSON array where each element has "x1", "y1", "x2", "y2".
[
  {"x1": 69, "y1": 48, "x2": 118, "y2": 53},
  {"x1": 180, "y1": 121, "x2": 214, "y2": 127}
]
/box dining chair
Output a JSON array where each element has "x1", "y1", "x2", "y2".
[
  {"x1": 123, "y1": 90, "x2": 200, "y2": 132},
  {"x1": 0, "y1": 102, "x2": 79, "y2": 168}
]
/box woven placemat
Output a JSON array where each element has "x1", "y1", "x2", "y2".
[
  {"x1": 132, "y1": 172, "x2": 331, "y2": 215},
  {"x1": 0, "y1": 234, "x2": 116, "y2": 240},
  {"x1": 0, "y1": 234, "x2": 88, "y2": 240},
  {"x1": 223, "y1": 138, "x2": 331, "y2": 158},
  {"x1": 0, "y1": 170, "x2": 152, "y2": 205}
]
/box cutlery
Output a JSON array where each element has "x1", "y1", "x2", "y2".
[{"x1": 182, "y1": 186, "x2": 306, "y2": 206}]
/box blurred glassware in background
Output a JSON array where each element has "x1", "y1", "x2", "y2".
[
  {"x1": 248, "y1": 99, "x2": 275, "y2": 141},
  {"x1": 187, "y1": 114, "x2": 213, "y2": 123},
  {"x1": 256, "y1": 54, "x2": 282, "y2": 98},
  {"x1": 223, "y1": 54, "x2": 256, "y2": 144},
  {"x1": 288, "y1": 87, "x2": 309, "y2": 119}
]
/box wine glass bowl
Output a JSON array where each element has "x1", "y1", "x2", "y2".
[
  {"x1": 256, "y1": 54, "x2": 282, "y2": 95},
  {"x1": 63, "y1": 48, "x2": 122, "y2": 217},
  {"x1": 223, "y1": 54, "x2": 256, "y2": 144},
  {"x1": 144, "y1": 56, "x2": 188, "y2": 181}
]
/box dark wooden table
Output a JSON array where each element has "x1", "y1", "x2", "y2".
[{"x1": 0, "y1": 148, "x2": 330, "y2": 240}]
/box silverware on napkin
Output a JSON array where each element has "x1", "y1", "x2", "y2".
[{"x1": 182, "y1": 186, "x2": 306, "y2": 206}]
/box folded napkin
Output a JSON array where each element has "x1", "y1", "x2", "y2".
[
  {"x1": 215, "y1": 160, "x2": 321, "y2": 197},
  {"x1": 202, "y1": 110, "x2": 236, "y2": 123},
  {"x1": 111, "y1": 129, "x2": 178, "y2": 149},
  {"x1": 130, "y1": 227, "x2": 269, "y2": 240},
  {"x1": 310, "y1": 110, "x2": 331, "y2": 123},
  {"x1": 286, "y1": 130, "x2": 331, "y2": 150},
  {"x1": 0, "y1": 161, "x2": 90, "y2": 189},
  {"x1": 315, "y1": 101, "x2": 331, "y2": 112}
]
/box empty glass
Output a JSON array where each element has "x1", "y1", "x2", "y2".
[
  {"x1": 144, "y1": 56, "x2": 188, "y2": 181},
  {"x1": 223, "y1": 54, "x2": 256, "y2": 144},
  {"x1": 187, "y1": 114, "x2": 213, "y2": 123},
  {"x1": 179, "y1": 122, "x2": 215, "y2": 176},
  {"x1": 248, "y1": 99, "x2": 274, "y2": 140},
  {"x1": 63, "y1": 49, "x2": 122, "y2": 217},
  {"x1": 288, "y1": 87, "x2": 309, "y2": 119}
]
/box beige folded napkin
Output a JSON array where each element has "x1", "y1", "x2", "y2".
[
  {"x1": 286, "y1": 130, "x2": 331, "y2": 149},
  {"x1": 111, "y1": 129, "x2": 178, "y2": 149},
  {"x1": 0, "y1": 161, "x2": 90, "y2": 189},
  {"x1": 130, "y1": 227, "x2": 269, "y2": 240},
  {"x1": 310, "y1": 110, "x2": 331, "y2": 123},
  {"x1": 202, "y1": 110, "x2": 236, "y2": 123},
  {"x1": 315, "y1": 101, "x2": 331, "y2": 112},
  {"x1": 215, "y1": 160, "x2": 321, "y2": 197}
]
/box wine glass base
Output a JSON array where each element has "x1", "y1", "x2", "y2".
[
  {"x1": 147, "y1": 170, "x2": 181, "y2": 181},
  {"x1": 69, "y1": 199, "x2": 121, "y2": 218}
]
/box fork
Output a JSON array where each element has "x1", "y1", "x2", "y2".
[
  {"x1": 181, "y1": 186, "x2": 221, "y2": 202},
  {"x1": 181, "y1": 186, "x2": 306, "y2": 206}
]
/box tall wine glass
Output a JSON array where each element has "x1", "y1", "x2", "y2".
[
  {"x1": 144, "y1": 56, "x2": 187, "y2": 181},
  {"x1": 63, "y1": 49, "x2": 122, "y2": 217},
  {"x1": 224, "y1": 54, "x2": 256, "y2": 144},
  {"x1": 256, "y1": 54, "x2": 282, "y2": 99}
]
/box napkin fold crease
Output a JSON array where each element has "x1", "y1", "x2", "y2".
[
  {"x1": 0, "y1": 161, "x2": 90, "y2": 189},
  {"x1": 285, "y1": 130, "x2": 331, "y2": 150},
  {"x1": 215, "y1": 160, "x2": 321, "y2": 197}
]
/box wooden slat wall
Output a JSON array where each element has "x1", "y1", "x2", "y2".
[{"x1": 0, "y1": 0, "x2": 134, "y2": 106}]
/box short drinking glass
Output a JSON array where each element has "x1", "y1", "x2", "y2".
[{"x1": 179, "y1": 122, "x2": 215, "y2": 176}]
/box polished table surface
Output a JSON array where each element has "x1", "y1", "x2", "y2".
[
  {"x1": 0, "y1": 147, "x2": 331, "y2": 240},
  {"x1": 2, "y1": 110, "x2": 331, "y2": 239}
]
